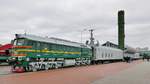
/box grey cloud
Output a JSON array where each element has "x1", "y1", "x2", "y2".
[{"x1": 0, "y1": 0, "x2": 150, "y2": 48}]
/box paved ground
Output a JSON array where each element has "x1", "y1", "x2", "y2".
[
  {"x1": 0, "y1": 66, "x2": 11, "y2": 76},
  {"x1": 92, "y1": 61, "x2": 150, "y2": 84},
  {"x1": 0, "y1": 60, "x2": 141, "y2": 84}
]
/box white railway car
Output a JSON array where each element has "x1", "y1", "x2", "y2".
[
  {"x1": 133, "y1": 53, "x2": 141, "y2": 59},
  {"x1": 124, "y1": 53, "x2": 140, "y2": 60},
  {"x1": 93, "y1": 46, "x2": 123, "y2": 63}
]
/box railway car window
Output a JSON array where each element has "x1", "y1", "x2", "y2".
[
  {"x1": 70, "y1": 47, "x2": 73, "y2": 51},
  {"x1": 65, "y1": 46, "x2": 69, "y2": 51},
  {"x1": 59, "y1": 45, "x2": 62, "y2": 51},
  {"x1": 66, "y1": 46, "x2": 70, "y2": 51},
  {"x1": 64, "y1": 46, "x2": 68, "y2": 51},
  {"x1": 77, "y1": 47, "x2": 79, "y2": 51},
  {"x1": 51, "y1": 44, "x2": 54, "y2": 50},
  {"x1": 69, "y1": 47, "x2": 72, "y2": 51},
  {"x1": 70, "y1": 47, "x2": 74, "y2": 52},
  {"x1": 48, "y1": 44, "x2": 52, "y2": 50},
  {"x1": 71, "y1": 47, "x2": 73, "y2": 51},
  {"x1": 72, "y1": 47, "x2": 76, "y2": 52},
  {"x1": 37, "y1": 42, "x2": 41, "y2": 49},
  {"x1": 64, "y1": 46, "x2": 67, "y2": 51},
  {"x1": 51, "y1": 44, "x2": 55, "y2": 50},
  {"x1": 55, "y1": 45, "x2": 58, "y2": 50},
  {"x1": 71, "y1": 47, "x2": 74, "y2": 52},
  {"x1": 59, "y1": 45, "x2": 63, "y2": 51},
  {"x1": 26, "y1": 40, "x2": 33, "y2": 46},
  {"x1": 45, "y1": 43, "x2": 48, "y2": 49},
  {"x1": 61, "y1": 45, "x2": 64, "y2": 51},
  {"x1": 51, "y1": 44, "x2": 57, "y2": 50},
  {"x1": 68, "y1": 46, "x2": 71, "y2": 51},
  {"x1": 40, "y1": 42, "x2": 43, "y2": 49},
  {"x1": 76, "y1": 47, "x2": 78, "y2": 52},
  {"x1": 76, "y1": 47, "x2": 79, "y2": 52},
  {"x1": 56, "y1": 44, "x2": 60, "y2": 50},
  {"x1": 32, "y1": 41, "x2": 37, "y2": 49},
  {"x1": 42, "y1": 43, "x2": 48, "y2": 49},
  {"x1": 54, "y1": 45, "x2": 57, "y2": 50}
]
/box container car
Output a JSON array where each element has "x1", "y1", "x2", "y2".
[{"x1": 92, "y1": 46, "x2": 123, "y2": 64}]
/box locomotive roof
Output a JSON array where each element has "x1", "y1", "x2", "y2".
[{"x1": 15, "y1": 34, "x2": 88, "y2": 48}]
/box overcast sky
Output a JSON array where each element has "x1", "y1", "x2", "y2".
[{"x1": 0, "y1": 0, "x2": 150, "y2": 48}]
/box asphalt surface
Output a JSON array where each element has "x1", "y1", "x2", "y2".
[
  {"x1": 92, "y1": 61, "x2": 150, "y2": 84},
  {"x1": 0, "y1": 60, "x2": 141, "y2": 84},
  {"x1": 0, "y1": 66, "x2": 11, "y2": 76}
]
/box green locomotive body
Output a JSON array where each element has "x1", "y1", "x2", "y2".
[{"x1": 10, "y1": 34, "x2": 92, "y2": 72}]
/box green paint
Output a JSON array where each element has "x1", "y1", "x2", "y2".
[
  {"x1": 118, "y1": 10, "x2": 125, "y2": 50},
  {"x1": 10, "y1": 37, "x2": 92, "y2": 67}
]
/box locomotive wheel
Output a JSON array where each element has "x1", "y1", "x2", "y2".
[
  {"x1": 41, "y1": 65, "x2": 45, "y2": 70},
  {"x1": 27, "y1": 65, "x2": 33, "y2": 72},
  {"x1": 45, "y1": 65, "x2": 49, "y2": 70},
  {"x1": 32, "y1": 67, "x2": 37, "y2": 72},
  {"x1": 55, "y1": 64, "x2": 58, "y2": 69}
]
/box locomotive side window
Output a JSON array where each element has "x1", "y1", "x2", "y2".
[
  {"x1": 41, "y1": 42, "x2": 49, "y2": 50},
  {"x1": 26, "y1": 40, "x2": 34, "y2": 46},
  {"x1": 48, "y1": 43, "x2": 52, "y2": 50},
  {"x1": 32, "y1": 41, "x2": 37, "y2": 49},
  {"x1": 37, "y1": 42, "x2": 41, "y2": 49},
  {"x1": 51, "y1": 44, "x2": 56, "y2": 50}
]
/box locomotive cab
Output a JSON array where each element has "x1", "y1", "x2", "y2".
[{"x1": 10, "y1": 35, "x2": 32, "y2": 72}]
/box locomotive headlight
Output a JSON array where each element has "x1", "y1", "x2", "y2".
[
  {"x1": 26, "y1": 58, "x2": 30, "y2": 61},
  {"x1": 12, "y1": 57, "x2": 16, "y2": 60}
]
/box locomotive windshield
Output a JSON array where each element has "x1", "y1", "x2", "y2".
[{"x1": 14, "y1": 39, "x2": 25, "y2": 46}]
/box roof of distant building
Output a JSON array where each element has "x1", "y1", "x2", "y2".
[{"x1": 102, "y1": 41, "x2": 137, "y2": 53}]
